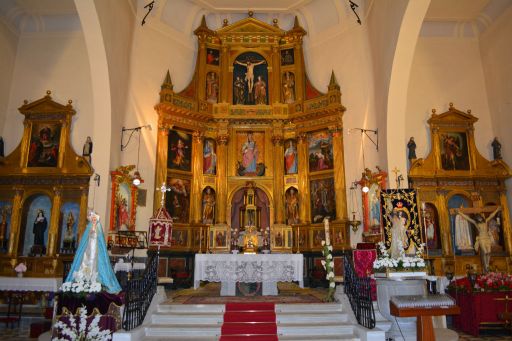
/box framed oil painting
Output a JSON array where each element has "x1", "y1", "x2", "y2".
[
  {"x1": 170, "y1": 228, "x2": 189, "y2": 248},
  {"x1": 27, "y1": 122, "x2": 62, "y2": 167},
  {"x1": 110, "y1": 166, "x2": 138, "y2": 231},
  {"x1": 0, "y1": 201, "x2": 12, "y2": 253},
  {"x1": 167, "y1": 129, "x2": 192, "y2": 171},
  {"x1": 284, "y1": 139, "x2": 298, "y2": 175},
  {"x1": 310, "y1": 177, "x2": 336, "y2": 223},
  {"x1": 206, "y1": 48, "x2": 220, "y2": 65},
  {"x1": 59, "y1": 201, "x2": 80, "y2": 253},
  {"x1": 236, "y1": 131, "x2": 266, "y2": 176},
  {"x1": 440, "y1": 132, "x2": 470, "y2": 170},
  {"x1": 357, "y1": 167, "x2": 387, "y2": 241},
  {"x1": 271, "y1": 225, "x2": 292, "y2": 253},
  {"x1": 208, "y1": 224, "x2": 230, "y2": 253},
  {"x1": 233, "y1": 52, "x2": 268, "y2": 105},
  {"x1": 203, "y1": 138, "x2": 217, "y2": 175},
  {"x1": 308, "y1": 130, "x2": 333, "y2": 172},
  {"x1": 165, "y1": 177, "x2": 191, "y2": 224},
  {"x1": 281, "y1": 48, "x2": 294, "y2": 65}
]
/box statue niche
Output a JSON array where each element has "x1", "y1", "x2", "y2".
[{"x1": 233, "y1": 52, "x2": 268, "y2": 105}]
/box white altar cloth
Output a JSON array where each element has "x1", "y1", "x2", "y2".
[
  {"x1": 194, "y1": 253, "x2": 304, "y2": 296},
  {"x1": 0, "y1": 276, "x2": 62, "y2": 292}
]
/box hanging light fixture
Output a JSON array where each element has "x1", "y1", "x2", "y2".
[
  {"x1": 349, "y1": 127, "x2": 378, "y2": 193},
  {"x1": 121, "y1": 124, "x2": 152, "y2": 186}
]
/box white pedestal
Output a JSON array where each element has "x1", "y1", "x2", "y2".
[{"x1": 376, "y1": 278, "x2": 425, "y2": 341}]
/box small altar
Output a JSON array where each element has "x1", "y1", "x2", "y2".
[{"x1": 194, "y1": 253, "x2": 303, "y2": 296}]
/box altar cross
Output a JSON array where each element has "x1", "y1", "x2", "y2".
[
  {"x1": 392, "y1": 167, "x2": 401, "y2": 188},
  {"x1": 157, "y1": 182, "x2": 171, "y2": 208}
]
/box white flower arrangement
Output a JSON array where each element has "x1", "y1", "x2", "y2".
[
  {"x1": 52, "y1": 305, "x2": 112, "y2": 341},
  {"x1": 61, "y1": 271, "x2": 102, "y2": 294},
  {"x1": 14, "y1": 262, "x2": 27, "y2": 273},
  {"x1": 321, "y1": 239, "x2": 336, "y2": 302},
  {"x1": 373, "y1": 240, "x2": 426, "y2": 273}
]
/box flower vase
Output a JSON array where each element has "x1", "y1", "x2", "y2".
[{"x1": 17, "y1": 272, "x2": 23, "y2": 278}]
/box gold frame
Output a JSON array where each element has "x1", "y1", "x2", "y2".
[
  {"x1": 207, "y1": 223, "x2": 230, "y2": 253},
  {"x1": 270, "y1": 224, "x2": 292, "y2": 253},
  {"x1": 109, "y1": 165, "x2": 138, "y2": 231}
]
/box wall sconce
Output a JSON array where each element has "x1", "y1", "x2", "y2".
[{"x1": 121, "y1": 125, "x2": 151, "y2": 186}]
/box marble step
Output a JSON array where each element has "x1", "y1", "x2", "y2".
[
  {"x1": 277, "y1": 312, "x2": 349, "y2": 323},
  {"x1": 157, "y1": 304, "x2": 225, "y2": 313},
  {"x1": 276, "y1": 303, "x2": 344, "y2": 313},
  {"x1": 151, "y1": 311, "x2": 223, "y2": 324},
  {"x1": 279, "y1": 335, "x2": 360, "y2": 341},
  {"x1": 143, "y1": 336, "x2": 217, "y2": 341},
  {"x1": 145, "y1": 323, "x2": 221, "y2": 337},
  {"x1": 277, "y1": 322, "x2": 356, "y2": 336}
]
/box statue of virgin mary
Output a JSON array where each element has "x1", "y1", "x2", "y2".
[{"x1": 65, "y1": 211, "x2": 121, "y2": 293}]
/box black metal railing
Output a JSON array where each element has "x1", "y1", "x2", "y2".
[
  {"x1": 122, "y1": 252, "x2": 158, "y2": 331},
  {"x1": 343, "y1": 253, "x2": 375, "y2": 329}
]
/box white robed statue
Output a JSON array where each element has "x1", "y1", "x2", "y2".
[
  {"x1": 65, "y1": 211, "x2": 121, "y2": 293},
  {"x1": 389, "y1": 210, "x2": 407, "y2": 259}
]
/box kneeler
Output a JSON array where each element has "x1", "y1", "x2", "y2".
[{"x1": 352, "y1": 248, "x2": 377, "y2": 301}]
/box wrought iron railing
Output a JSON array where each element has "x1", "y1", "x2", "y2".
[
  {"x1": 122, "y1": 252, "x2": 158, "y2": 331},
  {"x1": 343, "y1": 253, "x2": 375, "y2": 329}
]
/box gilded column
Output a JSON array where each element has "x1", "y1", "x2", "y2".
[
  {"x1": 499, "y1": 189, "x2": 512, "y2": 255},
  {"x1": 272, "y1": 135, "x2": 284, "y2": 223},
  {"x1": 7, "y1": 188, "x2": 23, "y2": 256},
  {"x1": 331, "y1": 127, "x2": 347, "y2": 220},
  {"x1": 221, "y1": 45, "x2": 230, "y2": 103},
  {"x1": 48, "y1": 187, "x2": 62, "y2": 257},
  {"x1": 198, "y1": 42, "x2": 207, "y2": 101},
  {"x1": 294, "y1": 44, "x2": 304, "y2": 102},
  {"x1": 78, "y1": 186, "x2": 89, "y2": 242},
  {"x1": 271, "y1": 45, "x2": 281, "y2": 103},
  {"x1": 436, "y1": 190, "x2": 452, "y2": 257},
  {"x1": 297, "y1": 133, "x2": 310, "y2": 223},
  {"x1": 154, "y1": 126, "x2": 169, "y2": 211},
  {"x1": 216, "y1": 134, "x2": 229, "y2": 223},
  {"x1": 191, "y1": 131, "x2": 204, "y2": 223}
]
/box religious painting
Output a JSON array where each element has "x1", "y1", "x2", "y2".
[
  {"x1": 357, "y1": 167, "x2": 387, "y2": 240},
  {"x1": 308, "y1": 130, "x2": 333, "y2": 172},
  {"x1": 205, "y1": 72, "x2": 219, "y2": 104},
  {"x1": 208, "y1": 224, "x2": 230, "y2": 253},
  {"x1": 332, "y1": 227, "x2": 344, "y2": 246},
  {"x1": 421, "y1": 202, "x2": 442, "y2": 256},
  {"x1": 206, "y1": 48, "x2": 219, "y2": 65},
  {"x1": 310, "y1": 177, "x2": 336, "y2": 223},
  {"x1": 440, "y1": 132, "x2": 470, "y2": 171},
  {"x1": 333, "y1": 256, "x2": 344, "y2": 277},
  {"x1": 311, "y1": 229, "x2": 326, "y2": 248},
  {"x1": 203, "y1": 138, "x2": 217, "y2": 175},
  {"x1": 282, "y1": 72, "x2": 295, "y2": 104},
  {"x1": 236, "y1": 131, "x2": 266, "y2": 176},
  {"x1": 448, "y1": 194, "x2": 475, "y2": 255},
  {"x1": 380, "y1": 189, "x2": 421, "y2": 257},
  {"x1": 0, "y1": 201, "x2": 12, "y2": 253},
  {"x1": 281, "y1": 48, "x2": 294, "y2": 65},
  {"x1": 27, "y1": 122, "x2": 61, "y2": 167},
  {"x1": 271, "y1": 225, "x2": 292, "y2": 252},
  {"x1": 110, "y1": 166, "x2": 138, "y2": 231},
  {"x1": 165, "y1": 178, "x2": 190, "y2": 224},
  {"x1": 201, "y1": 187, "x2": 216, "y2": 225},
  {"x1": 20, "y1": 194, "x2": 52, "y2": 256},
  {"x1": 149, "y1": 221, "x2": 168, "y2": 245},
  {"x1": 285, "y1": 187, "x2": 299, "y2": 225},
  {"x1": 170, "y1": 228, "x2": 188, "y2": 248},
  {"x1": 233, "y1": 52, "x2": 268, "y2": 105},
  {"x1": 59, "y1": 201, "x2": 80, "y2": 253},
  {"x1": 284, "y1": 139, "x2": 298, "y2": 175},
  {"x1": 167, "y1": 129, "x2": 192, "y2": 171}
]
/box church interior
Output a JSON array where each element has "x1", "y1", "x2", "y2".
[{"x1": 0, "y1": 0, "x2": 511, "y2": 340}]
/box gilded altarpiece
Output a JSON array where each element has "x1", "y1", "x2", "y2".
[
  {"x1": 152, "y1": 14, "x2": 350, "y2": 284},
  {"x1": 408, "y1": 104, "x2": 512, "y2": 276},
  {"x1": 0, "y1": 92, "x2": 92, "y2": 277}
]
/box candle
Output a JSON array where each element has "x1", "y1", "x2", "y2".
[
  {"x1": 421, "y1": 202, "x2": 426, "y2": 211},
  {"x1": 324, "y1": 218, "x2": 331, "y2": 245}
]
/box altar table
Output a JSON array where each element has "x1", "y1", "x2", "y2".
[
  {"x1": 0, "y1": 276, "x2": 62, "y2": 292},
  {"x1": 194, "y1": 254, "x2": 304, "y2": 296}
]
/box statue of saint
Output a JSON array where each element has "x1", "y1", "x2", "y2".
[
  {"x1": 202, "y1": 188, "x2": 215, "y2": 224},
  {"x1": 243, "y1": 225, "x2": 258, "y2": 252},
  {"x1": 63, "y1": 212, "x2": 75, "y2": 249},
  {"x1": 492, "y1": 137, "x2": 502, "y2": 160},
  {"x1": 254, "y1": 76, "x2": 267, "y2": 104},
  {"x1": 33, "y1": 210, "x2": 47, "y2": 248},
  {"x1": 82, "y1": 136, "x2": 93, "y2": 165},
  {"x1": 286, "y1": 188, "x2": 299, "y2": 225},
  {"x1": 455, "y1": 211, "x2": 473, "y2": 251},
  {"x1": 65, "y1": 212, "x2": 121, "y2": 293},
  {"x1": 456, "y1": 207, "x2": 501, "y2": 273},
  {"x1": 407, "y1": 137, "x2": 416, "y2": 160}
]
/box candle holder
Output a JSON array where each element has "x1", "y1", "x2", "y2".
[{"x1": 348, "y1": 217, "x2": 361, "y2": 232}]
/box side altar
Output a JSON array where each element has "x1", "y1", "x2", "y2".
[{"x1": 151, "y1": 13, "x2": 349, "y2": 286}]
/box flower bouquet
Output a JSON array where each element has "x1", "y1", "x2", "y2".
[
  {"x1": 448, "y1": 272, "x2": 512, "y2": 293},
  {"x1": 52, "y1": 305, "x2": 112, "y2": 341},
  {"x1": 373, "y1": 241, "x2": 427, "y2": 278},
  {"x1": 61, "y1": 271, "x2": 102, "y2": 298},
  {"x1": 321, "y1": 240, "x2": 336, "y2": 302},
  {"x1": 14, "y1": 262, "x2": 27, "y2": 277}
]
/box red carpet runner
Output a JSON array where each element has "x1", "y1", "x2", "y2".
[{"x1": 220, "y1": 302, "x2": 278, "y2": 340}]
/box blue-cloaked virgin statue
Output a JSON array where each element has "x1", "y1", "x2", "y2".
[{"x1": 65, "y1": 211, "x2": 121, "y2": 293}]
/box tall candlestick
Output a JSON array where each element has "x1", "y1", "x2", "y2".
[{"x1": 324, "y1": 217, "x2": 331, "y2": 245}]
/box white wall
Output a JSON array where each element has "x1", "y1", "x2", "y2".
[
  {"x1": 0, "y1": 21, "x2": 18, "y2": 141},
  {"x1": 479, "y1": 6, "x2": 512, "y2": 213},
  {"x1": 2, "y1": 31, "x2": 93, "y2": 159},
  {"x1": 406, "y1": 36, "x2": 494, "y2": 162}
]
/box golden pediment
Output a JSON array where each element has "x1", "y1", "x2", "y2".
[
  {"x1": 217, "y1": 17, "x2": 284, "y2": 36},
  {"x1": 18, "y1": 91, "x2": 75, "y2": 116},
  {"x1": 427, "y1": 104, "x2": 478, "y2": 127}
]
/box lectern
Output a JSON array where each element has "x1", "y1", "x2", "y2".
[{"x1": 390, "y1": 295, "x2": 460, "y2": 341}]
